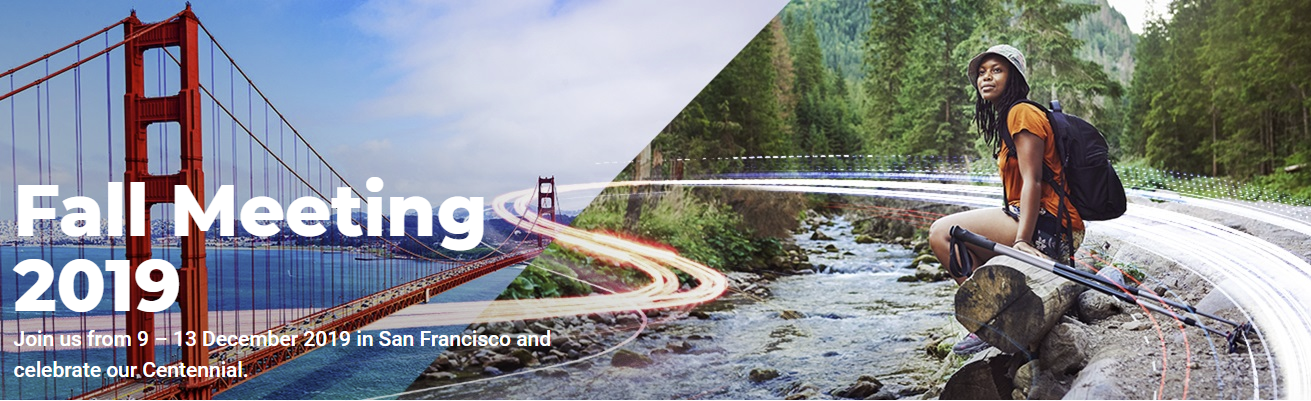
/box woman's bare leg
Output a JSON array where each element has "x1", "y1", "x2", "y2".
[{"x1": 928, "y1": 207, "x2": 1020, "y2": 284}]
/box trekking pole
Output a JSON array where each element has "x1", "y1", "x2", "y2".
[{"x1": 949, "y1": 226, "x2": 1255, "y2": 353}]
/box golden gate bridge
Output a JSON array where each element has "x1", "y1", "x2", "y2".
[{"x1": 0, "y1": 7, "x2": 564, "y2": 399}]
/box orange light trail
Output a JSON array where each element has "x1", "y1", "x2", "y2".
[{"x1": 365, "y1": 181, "x2": 729, "y2": 328}]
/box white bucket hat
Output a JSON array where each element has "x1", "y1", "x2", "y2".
[{"x1": 967, "y1": 44, "x2": 1027, "y2": 88}]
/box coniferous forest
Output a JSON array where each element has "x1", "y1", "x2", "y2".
[{"x1": 652, "y1": 0, "x2": 1311, "y2": 201}]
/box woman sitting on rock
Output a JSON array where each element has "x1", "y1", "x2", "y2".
[{"x1": 927, "y1": 44, "x2": 1084, "y2": 355}]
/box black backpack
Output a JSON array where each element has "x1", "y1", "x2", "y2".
[{"x1": 999, "y1": 99, "x2": 1127, "y2": 222}]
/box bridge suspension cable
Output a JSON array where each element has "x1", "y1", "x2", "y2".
[{"x1": 1, "y1": 8, "x2": 550, "y2": 399}]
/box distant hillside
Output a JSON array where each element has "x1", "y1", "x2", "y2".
[
  {"x1": 1071, "y1": 0, "x2": 1136, "y2": 86},
  {"x1": 781, "y1": 0, "x2": 1135, "y2": 87},
  {"x1": 782, "y1": 0, "x2": 871, "y2": 82}
]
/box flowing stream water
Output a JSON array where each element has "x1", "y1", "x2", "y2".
[{"x1": 410, "y1": 216, "x2": 963, "y2": 399}]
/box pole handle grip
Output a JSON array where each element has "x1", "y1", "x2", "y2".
[{"x1": 949, "y1": 225, "x2": 998, "y2": 251}]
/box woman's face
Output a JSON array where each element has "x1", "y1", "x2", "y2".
[{"x1": 976, "y1": 55, "x2": 1009, "y2": 103}]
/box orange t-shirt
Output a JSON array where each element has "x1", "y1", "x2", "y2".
[{"x1": 998, "y1": 103, "x2": 1084, "y2": 231}]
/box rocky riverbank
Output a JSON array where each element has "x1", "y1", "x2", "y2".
[
  {"x1": 403, "y1": 197, "x2": 1292, "y2": 400},
  {"x1": 402, "y1": 211, "x2": 971, "y2": 399}
]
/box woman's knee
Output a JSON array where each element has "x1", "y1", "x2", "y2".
[
  {"x1": 928, "y1": 214, "x2": 959, "y2": 253},
  {"x1": 929, "y1": 217, "x2": 948, "y2": 244}
]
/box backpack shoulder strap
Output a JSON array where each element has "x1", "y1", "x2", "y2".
[
  {"x1": 998, "y1": 100, "x2": 1050, "y2": 158},
  {"x1": 997, "y1": 100, "x2": 1054, "y2": 209}
]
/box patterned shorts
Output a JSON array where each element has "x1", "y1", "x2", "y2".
[{"x1": 1003, "y1": 204, "x2": 1084, "y2": 262}]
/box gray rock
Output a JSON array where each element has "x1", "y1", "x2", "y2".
[
  {"x1": 487, "y1": 354, "x2": 524, "y2": 372},
  {"x1": 1122, "y1": 320, "x2": 1152, "y2": 331},
  {"x1": 509, "y1": 348, "x2": 539, "y2": 367},
  {"x1": 915, "y1": 264, "x2": 946, "y2": 282},
  {"x1": 667, "y1": 341, "x2": 694, "y2": 354},
  {"x1": 836, "y1": 383, "x2": 880, "y2": 399},
  {"x1": 1195, "y1": 288, "x2": 1240, "y2": 315},
  {"x1": 590, "y1": 312, "x2": 616, "y2": 325},
  {"x1": 1013, "y1": 360, "x2": 1035, "y2": 396},
  {"x1": 550, "y1": 333, "x2": 572, "y2": 347},
  {"x1": 423, "y1": 371, "x2": 457, "y2": 380},
  {"x1": 824, "y1": 244, "x2": 839, "y2": 253},
  {"x1": 810, "y1": 230, "x2": 834, "y2": 241},
  {"x1": 432, "y1": 355, "x2": 454, "y2": 370},
  {"x1": 616, "y1": 313, "x2": 641, "y2": 327},
  {"x1": 748, "y1": 368, "x2": 781, "y2": 382},
  {"x1": 833, "y1": 375, "x2": 883, "y2": 399},
  {"x1": 907, "y1": 254, "x2": 938, "y2": 270},
  {"x1": 783, "y1": 381, "x2": 820, "y2": 400},
  {"x1": 911, "y1": 240, "x2": 929, "y2": 254},
  {"x1": 1063, "y1": 358, "x2": 1129, "y2": 399},
  {"x1": 779, "y1": 310, "x2": 806, "y2": 320},
  {"x1": 530, "y1": 322, "x2": 553, "y2": 335},
  {"x1": 610, "y1": 349, "x2": 653, "y2": 368},
  {"x1": 1040, "y1": 322, "x2": 1094, "y2": 375},
  {"x1": 1077, "y1": 291, "x2": 1122, "y2": 322},
  {"x1": 482, "y1": 366, "x2": 503, "y2": 376},
  {"x1": 1097, "y1": 267, "x2": 1126, "y2": 286}
]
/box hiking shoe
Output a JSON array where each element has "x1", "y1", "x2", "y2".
[{"x1": 952, "y1": 333, "x2": 990, "y2": 355}]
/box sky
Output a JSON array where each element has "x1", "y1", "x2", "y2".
[
  {"x1": 1106, "y1": 0, "x2": 1173, "y2": 34},
  {"x1": 0, "y1": 0, "x2": 790, "y2": 216}
]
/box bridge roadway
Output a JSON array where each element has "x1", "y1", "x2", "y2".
[{"x1": 76, "y1": 248, "x2": 541, "y2": 400}]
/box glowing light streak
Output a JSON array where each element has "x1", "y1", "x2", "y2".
[{"x1": 469, "y1": 177, "x2": 1307, "y2": 398}]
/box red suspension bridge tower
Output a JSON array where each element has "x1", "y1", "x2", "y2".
[
  {"x1": 537, "y1": 176, "x2": 558, "y2": 246},
  {"x1": 122, "y1": 6, "x2": 211, "y2": 398}
]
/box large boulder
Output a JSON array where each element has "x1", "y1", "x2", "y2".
[
  {"x1": 509, "y1": 348, "x2": 539, "y2": 367},
  {"x1": 833, "y1": 375, "x2": 883, "y2": 399},
  {"x1": 610, "y1": 349, "x2": 653, "y2": 368},
  {"x1": 487, "y1": 354, "x2": 524, "y2": 372},
  {"x1": 908, "y1": 254, "x2": 939, "y2": 270},
  {"x1": 748, "y1": 368, "x2": 781, "y2": 382},
  {"x1": 1077, "y1": 291, "x2": 1123, "y2": 323},
  {"x1": 1039, "y1": 321, "x2": 1096, "y2": 376},
  {"x1": 1063, "y1": 358, "x2": 1129, "y2": 399}
]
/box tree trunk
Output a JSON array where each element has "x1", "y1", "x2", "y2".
[
  {"x1": 941, "y1": 353, "x2": 1028, "y2": 400},
  {"x1": 1211, "y1": 105, "x2": 1218, "y2": 177},
  {"x1": 1267, "y1": 111, "x2": 1275, "y2": 175},
  {"x1": 954, "y1": 256, "x2": 1084, "y2": 354},
  {"x1": 1291, "y1": 83, "x2": 1310, "y2": 146},
  {"x1": 623, "y1": 144, "x2": 653, "y2": 230}
]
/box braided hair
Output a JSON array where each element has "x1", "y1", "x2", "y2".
[{"x1": 972, "y1": 57, "x2": 1031, "y2": 158}]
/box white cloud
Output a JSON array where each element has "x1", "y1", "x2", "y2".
[{"x1": 335, "y1": 0, "x2": 787, "y2": 209}]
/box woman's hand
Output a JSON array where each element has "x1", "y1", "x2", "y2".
[{"x1": 1012, "y1": 240, "x2": 1048, "y2": 260}]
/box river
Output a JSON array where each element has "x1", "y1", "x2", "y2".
[{"x1": 403, "y1": 216, "x2": 961, "y2": 399}]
